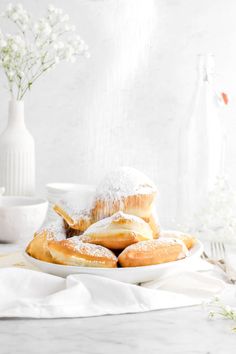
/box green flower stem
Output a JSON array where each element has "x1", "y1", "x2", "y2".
[{"x1": 19, "y1": 61, "x2": 55, "y2": 99}]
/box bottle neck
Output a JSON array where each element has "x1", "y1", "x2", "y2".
[
  {"x1": 198, "y1": 67, "x2": 215, "y2": 83},
  {"x1": 197, "y1": 54, "x2": 215, "y2": 83},
  {"x1": 8, "y1": 100, "x2": 25, "y2": 129}
]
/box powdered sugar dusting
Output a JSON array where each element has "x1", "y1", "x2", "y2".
[
  {"x1": 38, "y1": 219, "x2": 66, "y2": 240},
  {"x1": 84, "y1": 211, "x2": 147, "y2": 234},
  {"x1": 123, "y1": 238, "x2": 188, "y2": 256},
  {"x1": 112, "y1": 211, "x2": 146, "y2": 223},
  {"x1": 95, "y1": 167, "x2": 157, "y2": 201},
  {"x1": 67, "y1": 236, "x2": 117, "y2": 260},
  {"x1": 59, "y1": 200, "x2": 91, "y2": 221}
]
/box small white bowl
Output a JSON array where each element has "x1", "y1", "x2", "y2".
[{"x1": 0, "y1": 196, "x2": 48, "y2": 243}]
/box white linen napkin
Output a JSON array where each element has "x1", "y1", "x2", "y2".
[{"x1": 0, "y1": 261, "x2": 225, "y2": 318}]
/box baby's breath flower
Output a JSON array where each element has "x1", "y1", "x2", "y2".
[
  {"x1": 7, "y1": 3, "x2": 13, "y2": 11},
  {"x1": 61, "y1": 14, "x2": 69, "y2": 22},
  {"x1": 57, "y1": 8, "x2": 63, "y2": 15},
  {"x1": 0, "y1": 39, "x2": 6, "y2": 48},
  {"x1": 181, "y1": 176, "x2": 236, "y2": 243},
  {"x1": 54, "y1": 56, "x2": 60, "y2": 64},
  {"x1": 207, "y1": 298, "x2": 236, "y2": 332},
  {"x1": 3, "y1": 3, "x2": 30, "y2": 32},
  {"x1": 11, "y1": 12, "x2": 19, "y2": 21},
  {"x1": 50, "y1": 33, "x2": 57, "y2": 41},
  {"x1": 8, "y1": 70, "x2": 15, "y2": 78},
  {"x1": 48, "y1": 4, "x2": 55, "y2": 12},
  {"x1": 0, "y1": 3, "x2": 89, "y2": 99}
]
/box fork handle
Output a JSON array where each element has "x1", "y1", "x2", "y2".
[
  {"x1": 205, "y1": 258, "x2": 236, "y2": 284},
  {"x1": 220, "y1": 260, "x2": 236, "y2": 284}
]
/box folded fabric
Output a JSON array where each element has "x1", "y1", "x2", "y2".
[{"x1": 0, "y1": 267, "x2": 225, "y2": 318}]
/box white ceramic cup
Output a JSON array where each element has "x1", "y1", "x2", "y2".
[
  {"x1": 0, "y1": 196, "x2": 48, "y2": 243},
  {"x1": 46, "y1": 183, "x2": 96, "y2": 221}
]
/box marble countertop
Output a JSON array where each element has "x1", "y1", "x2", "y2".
[
  {"x1": 0, "y1": 244, "x2": 235, "y2": 354},
  {"x1": 0, "y1": 306, "x2": 235, "y2": 354}
]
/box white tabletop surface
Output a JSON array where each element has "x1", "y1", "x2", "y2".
[{"x1": 0, "y1": 243, "x2": 235, "y2": 354}]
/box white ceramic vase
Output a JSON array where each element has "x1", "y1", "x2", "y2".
[{"x1": 0, "y1": 100, "x2": 35, "y2": 196}]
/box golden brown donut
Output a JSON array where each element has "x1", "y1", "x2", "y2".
[
  {"x1": 80, "y1": 211, "x2": 153, "y2": 250},
  {"x1": 148, "y1": 213, "x2": 160, "y2": 239},
  {"x1": 161, "y1": 230, "x2": 196, "y2": 250},
  {"x1": 53, "y1": 204, "x2": 92, "y2": 232},
  {"x1": 26, "y1": 220, "x2": 66, "y2": 263},
  {"x1": 118, "y1": 238, "x2": 188, "y2": 267},
  {"x1": 26, "y1": 231, "x2": 53, "y2": 263},
  {"x1": 48, "y1": 237, "x2": 117, "y2": 268},
  {"x1": 54, "y1": 167, "x2": 160, "y2": 238},
  {"x1": 91, "y1": 167, "x2": 157, "y2": 228}
]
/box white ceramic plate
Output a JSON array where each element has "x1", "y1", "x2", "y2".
[{"x1": 24, "y1": 240, "x2": 203, "y2": 284}]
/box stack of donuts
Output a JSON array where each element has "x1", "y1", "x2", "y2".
[{"x1": 26, "y1": 167, "x2": 196, "y2": 268}]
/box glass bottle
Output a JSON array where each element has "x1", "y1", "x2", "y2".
[{"x1": 176, "y1": 54, "x2": 225, "y2": 230}]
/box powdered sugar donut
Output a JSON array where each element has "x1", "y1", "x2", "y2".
[
  {"x1": 80, "y1": 211, "x2": 153, "y2": 250},
  {"x1": 48, "y1": 236, "x2": 117, "y2": 268},
  {"x1": 118, "y1": 238, "x2": 188, "y2": 267}
]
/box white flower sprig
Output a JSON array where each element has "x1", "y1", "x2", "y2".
[
  {"x1": 195, "y1": 176, "x2": 236, "y2": 243},
  {"x1": 0, "y1": 3, "x2": 89, "y2": 99},
  {"x1": 207, "y1": 297, "x2": 236, "y2": 332},
  {"x1": 177, "y1": 176, "x2": 236, "y2": 243}
]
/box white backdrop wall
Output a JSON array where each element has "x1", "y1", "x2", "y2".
[{"x1": 0, "y1": 0, "x2": 236, "y2": 226}]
